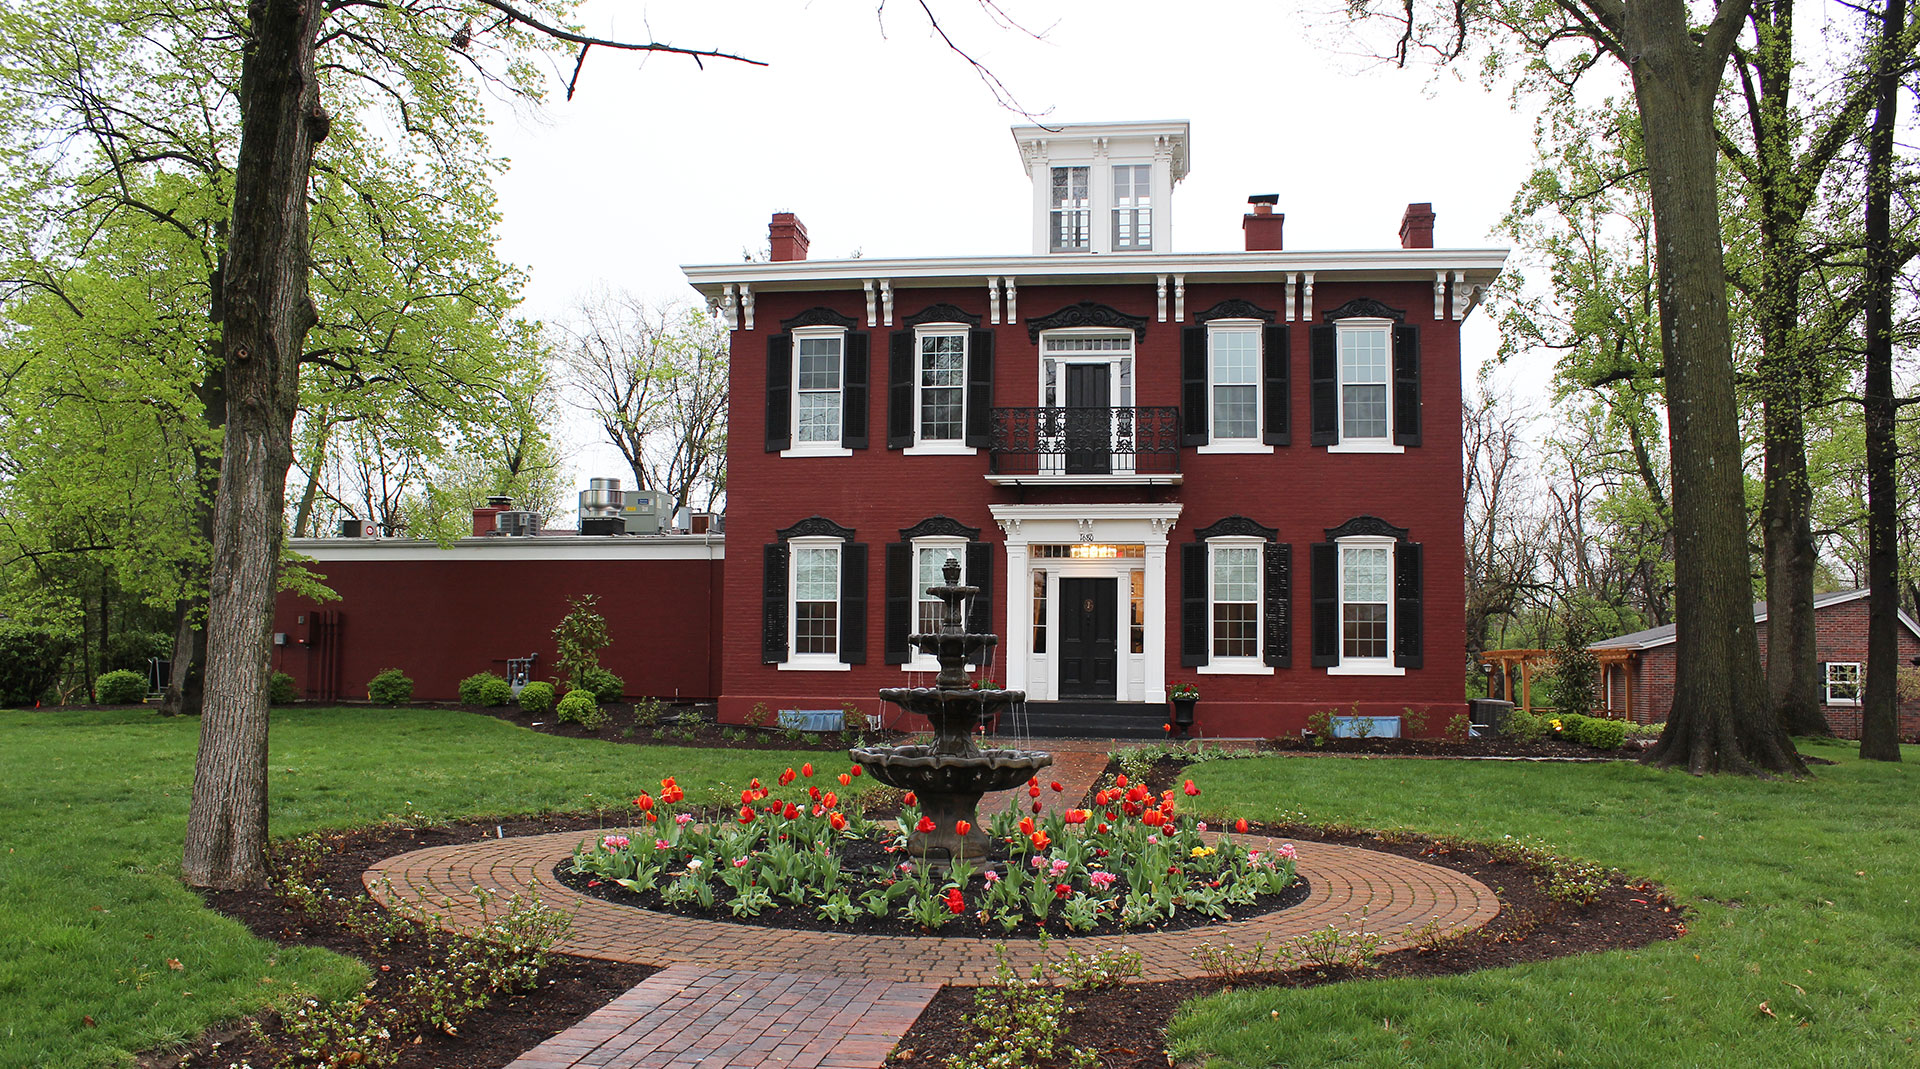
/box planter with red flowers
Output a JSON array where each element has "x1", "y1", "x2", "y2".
[{"x1": 564, "y1": 762, "x2": 1299, "y2": 936}]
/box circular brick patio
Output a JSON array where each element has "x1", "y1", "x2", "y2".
[{"x1": 366, "y1": 829, "x2": 1498, "y2": 984}]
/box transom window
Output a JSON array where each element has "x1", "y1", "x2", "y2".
[
  {"x1": 1113, "y1": 164, "x2": 1152, "y2": 250},
  {"x1": 794, "y1": 332, "x2": 843, "y2": 445},
  {"x1": 918, "y1": 332, "x2": 966, "y2": 443},
  {"x1": 1340, "y1": 544, "x2": 1391, "y2": 660},
  {"x1": 1339, "y1": 324, "x2": 1390, "y2": 441},
  {"x1": 1210, "y1": 328, "x2": 1260, "y2": 441},
  {"x1": 791, "y1": 545, "x2": 840, "y2": 656},
  {"x1": 1825, "y1": 661, "x2": 1862, "y2": 705},
  {"x1": 1211, "y1": 545, "x2": 1259, "y2": 659},
  {"x1": 1050, "y1": 166, "x2": 1090, "y2": 252}
]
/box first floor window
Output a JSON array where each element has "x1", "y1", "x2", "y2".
[
  {"x1": 1212, "y1": 545, "x2": 1259, "y2": 658},
  {"x1": 1825, "y1": 661, "x2": 1862, "y2": 705},
  {"x1": 916, "y1": 543, "x2": 965, "y2": 635},
  {"x1": 792, "y1": 545, "x2": 840, "y2": 656},
  {"x1": 1130, "y1": 570, "x2": 1145, "y2": 655},
  {"x1": 1032, "y1": 569, "x2": 1048, "y2": 654},
  {"x1": 1340, "y1": 544, "x2": 1391, "y2": 660},
  {"x1": 795, "y1": 333, "x2": 843, "y2": 444},
  {"x1": 918, "y1": 333, "x2": 965, "y2": 443}
]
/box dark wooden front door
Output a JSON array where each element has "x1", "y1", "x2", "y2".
[
  {"x1": 1064, "y1": 364, "x2": 1111, "y2": 475},
  {"x1": 1058, "y1": 577, "x2": 1118, "y2": 698}
]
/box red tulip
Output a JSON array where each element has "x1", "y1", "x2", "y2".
[
  {"x1": 783, "y1": 802, "x2": 800, "y2": 820},
  {"x1": 1097, "y1": 823, "x2": 1110, "y2": 834},
  {"x1": 1028, "y1": 777, "x2": 1039, "y2": 788},
  {"x1": 741, "y1": 789, "x2": 756, "y2": 805},
  {"x1": 956, "y1": 820, "x2": 972, "y2": 836},
  {"x1": 635, "y1": 793, "x2": 654, "y2": 811},
  {"x1": 750, "y1": 778, "x2": 762, "y2": 790},
  {"x1": 916, "y1": 815, "x2": 937, "y2": 833},
  {"x1": 1064, "y1": 809, "x2": 1088, "y2": 825},
  {"x1": 1031, "y1": 800, "x2": 1043, "y2": 814},
  {"x1": 1164, "y1": 723, "x2": 1174, "y2": 733},
  {"x1": 644, "y1": 812, "x2": 658, "y2": 823},
  {"x1": 1183, "y1": 780, "x2": 1200, "y2": 797},
  {"x1": 822, "y1": 791, "x2": 838, "y2": 808},
  {"x1": 779, "y1": 767, "x2": 796, "y2": 786},
  {"x1": 829, "y1": 812, "x2": 847, "y2": 831},
  {"x1": 737, "y1": 807, "x2": 755, "y2": 824},
  {"x1": 1054, "y1": 883, "x2": 1071, "y2": 898},
  {"x1": 1234, "y1": 818, "x2": 1249, "y2": 834},
  {"x1": 1142, "y1": 810, "x2": 1165, "y2": 827},
  {"x1": 838, "y1": 773, "x2": 852, "y2": 786},
  {"x1": 661, "y1": 784, "x2": 684, "y2": 804},
  {"x1": 850, "y1": 765, "x2": 863, "y2": 778},
  {"x1": 809, "y1": 785, "x2": 822, "y2": 801},
  {"x1": 945, "y1": 887, "x2": 966, "y2": 914},
  {"x1": 1115, "y1": 775, "x2": 1128, "y2": 788},
  {"x1": 1028, "y1": 786, "x2": 1041, "y2": 799},
  {"x1": 802, "y1": 762, "x2": 814, "y2": 778},
  {"x1": 904, "y1": 791, "x2": 918, "y2": 806},
  {"x1": 1019, "y1": 817, "x2": 1035, "y2": 836},
  {"x1": 1050, "y1": 781, "x2": 1064, "y2": 793},
  {"x1": 1030, "y1": 830, "x2": 1052, "y2": 850}
]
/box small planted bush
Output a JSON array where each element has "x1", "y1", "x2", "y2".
[
  {"x1": 269, "y1": 671, "x2": 299, "y2": 705},
  {"x1": 580, "y1": 666, "x2": 624, "y2": 703},
  {"x1": 518, "y1": 680, "x2": 555, "y2": 716},
  {"x1": 459, "y1": 672, "x2": 514, "y2": 707},
  {"x1": 556, "y1": 689, "x2": 606, "y2": 730},
  {"x1": 95, "y1": 669, "x2": 147, "y2": 704},
  {"x1": 366, "y1": 668, "x2": 414, "y2": 706}
]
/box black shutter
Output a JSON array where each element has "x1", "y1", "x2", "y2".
[
  {"x1": 1181, "y1": 542, "x2": 1208, "y2": 667},
  {"x1": 766, "y1": 335, "x2": 792, "y2": 453},
  {"x1": 1309, "y1": 325, "x2": 1337, "y2": 446},
  {"x1": 1310, "y1": 542, "x2": 1338, "y2": 667},
  {"x1": 1394, "y1": 541, "x2": 1423, "y2": 669},
  {"x1": 965, "y1": 329, "x2": 994, "y2": 449},
  {"x1": 1816, "y1": 662, "x2": 1828, "y2": 703},
  {"x1": 840, "y1": 542, "x2": 868, "y2": 665},
  {"x1": 1264, "y1": 541, "x2": 1292, "y2": 668},
  {"x1": 1181, "y1": 327, "x2": 1208, "y2": 446},
  {"x1": 1262, "y1": 325, "x2": 1290, "y2": 446},
  {"x1": 884, "y1": 543, "x2": 913, "y2": 665},
  {"x1": 887, "y1": 331, "x2": 914, "y2": 449},
  {"x1": 761, "y1": 542, "x2": 789, "y2": 664},
  {"x1": 966, "y1": 540, "x2": 993, "y2": 635},
  {"x1": 1393, "y1": 325, "x2": 1421, "y2": 447},
  {"x1": 842, "y1": 332, "x2": 869, "y2": 450}
]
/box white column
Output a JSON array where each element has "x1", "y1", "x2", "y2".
[
  {"x1": 1144, "y1": 541, "x2": 1169, "y2": 700},
  {"x1": 1152, "y1": 136, "x2": 1175, "y2": 252},
  {"x1": 1090, "y1": 137, "x2": 1112, "y2": 254},
  {"x1": 1003, "y1": 543, "x2": 1030, "y2": 694},
  {"x1": 1028, "y1": 141, "x2": 1051, "y2": 255}
]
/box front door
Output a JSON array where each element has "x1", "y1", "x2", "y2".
[
  {"x1": 1058, "y1": 576, "x2": 1118, "y2": 698},
  {"x1": 1063, "y1": 364, "x2": 1111, "y2": 475}
]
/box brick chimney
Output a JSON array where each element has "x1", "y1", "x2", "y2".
[
  {"x1": 1399, "y1": 202, "x2": 1435, "y2": 249},
  {"x1": 769, "y1": 212, "x2": 809, "y2": 262},
  {"x1": 1243, "y1": 195, "x2": 1284, "y2": 251},
  {"x1": 471, "y1": 496, "x2": 511, "y2": 537}
]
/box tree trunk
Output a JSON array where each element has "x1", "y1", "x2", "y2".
[
  {"x1": 1859, "y1": 0, "x2": 1904, "y2": 762},
  {"x1": 183, "y1": 0, "x2": 325, "y2": 890},
  {"x1": 163, "y1": 373, "x2": 224, "y2": 718},
  {"x1": 1627, "y1": 0, "x2": 1803, "y2": 775}
]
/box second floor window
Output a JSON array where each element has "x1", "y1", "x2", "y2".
[
  {"x1": 1210, "y1": 328, "x2": 1260, "y2": 442},
  {"x1": 1050, "y1": 166, "x2": 1090, "y2": 252},
  {"x1": 919, "y1": 333, "x2": 966, "y2": 443},
  {"x1": 795, "y1": 333, "x2": 843, "y2": 445},
  {"x1": 1113, "y1": 164, "x2": 1152, "y2": 250},
  {"x1": 1340, "y1": 325, "x2": 1390, "y2": 442}
]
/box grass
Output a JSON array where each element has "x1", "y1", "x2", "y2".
[
  {"x1": 1171, "y1": 737, "x2": 1920, "y2": 1067},
  {"x1": 0, "y1": 705, "x2": 856, "y2": 1069}
]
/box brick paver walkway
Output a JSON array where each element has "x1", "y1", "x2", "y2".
[{"x1": 504, "y1": 965, "x2": 936, "y2": 1069}]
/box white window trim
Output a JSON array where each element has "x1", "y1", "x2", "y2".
[
  {"x1": 780, "y1": 537, "x2": 847, "y2": 671},
  {"x1": 1327, "y1": 318, "x2": 1405, "y2": 456},
  {"x1": 902, "y1": 537, "x2": 968, "y2": 672},
  {"x1": 1326, "y1": 535, "x2": 1405, "y2": 676},
  {"x1": 905, "y1": 324, "x2": 977, "y2": 456},
  {"x1": 1198, "y1": 319, "x2": 1274, "y2": 455},
  {"x1": 1197, "y1": 536, "x2": 1273, "y2": 676},
  {"x1": 782, "y1": 326, "x2": 852, "y2": 459},
  {"x1": 1825, "y1": 661, "x2": 1862, "y2": 705},
  {"x1": 1111, "y1": 163, "x2": 1154, "y2": 251}
]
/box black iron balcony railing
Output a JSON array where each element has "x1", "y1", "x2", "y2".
[{"x1": 987, "y1": 406, "x2": 1182, "y2": 477}]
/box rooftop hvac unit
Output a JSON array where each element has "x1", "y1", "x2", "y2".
[
  {"x1": 622, "y1": 491, "x2": 660, "y2": 535},
  {"x1": 578, "y1": 477, "x2": 623, "y2": 520},
  {"x1": 339, "y1": 518, "x2": 364, "y2": 538},
  {"x1": 579, "y1": 516, "x2": 624, "y2": 536},
  {"x1": 495, "y1": 510, "x2": 539, "y2": 537}
]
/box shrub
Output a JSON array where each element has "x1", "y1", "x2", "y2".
[
  {"x1": 552, "y1": 594, "x2": 610, "y2": 692},
  {"x1": 269, "y1": 672, "x2": 299, "y2": 705},
  {"x1": 0, "y1": 623, "x2": 73, "y2": 706},
  {"x1": 103, "y1": 630, "x2": 172, "y2": 674},
  {"x1": 556, "y1": 689, "x2": 606, "y2": 730},
  {"x1": 1560, "y1": 713, "x2": 1627, "y2": 750},
  {"x1": 1540, "y1": 620, "x2": 1600, "y2": 716},
  {"x1": 366, "y1": 668, "x2": 414, "y2": 705},
  {"x1": 579, "y1": 666, "x2": 624, "y2": 703},
  {"x1": 95, "y1": 669, "x2": 147, "y2": 704},
  {"x1": 459, "y1": 672, "x2": 514, "y2": 706},
  {"x1": 1501, "y1": 709, "x2": 1549, "y2": 743},
  {"x1": 518, "y1": 680, "x2": 555, "y2": 716}
]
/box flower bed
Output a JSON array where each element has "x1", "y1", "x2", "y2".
[{"x1": 563, "y1": 764, "x2": 1300, "y2": 936}]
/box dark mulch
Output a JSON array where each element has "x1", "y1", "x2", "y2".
[
  {"x1": 457, "y1": 699, "x2": 914, "y2": 752},
  {"x1": 1262, "y1": 731, "x2": 1650, "y2": 759}
]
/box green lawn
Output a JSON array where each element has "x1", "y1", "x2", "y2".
[
  {"x1": 1172, "y1": 738, "x2": 1920, "y2": 1067},
  {"x1": 0, "y1": 705, "x2": 844, "y2": 1069}
]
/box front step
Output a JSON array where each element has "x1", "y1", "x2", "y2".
[{"x1": 993, "y1": 700, "x2": 1170, "y2": 740}]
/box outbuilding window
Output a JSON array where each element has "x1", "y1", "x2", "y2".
[{"x1": 1824, "y1": 661, "x2": 1862, "y2": 705}]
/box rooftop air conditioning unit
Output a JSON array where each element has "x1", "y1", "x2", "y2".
[
  {"x1": 495, "y1": 510, "x2": 539, "y2": 537},
  {"x1": 622, "y1": 491, "x2": 661, "y2": 535}
]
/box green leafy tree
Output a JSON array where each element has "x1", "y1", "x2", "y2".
[{"x1": 552, "y1": 594, "x2": 610, "y2": 693}]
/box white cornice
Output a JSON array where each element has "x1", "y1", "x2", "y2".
[
  {"x1": 288, "y1": 535, "x2": 725, "y2": 563},
  {"x1": 684, "y1": 248, "x2": 1508, "y2": 300},
  {"x1": 1010, "y1": 120, "x2": 1192, "y2": 181}
]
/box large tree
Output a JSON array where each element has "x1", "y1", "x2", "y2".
[{"x1": 1351, "y1": 0, "x2": 1801, "y2": 773}]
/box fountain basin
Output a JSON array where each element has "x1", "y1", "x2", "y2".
[{"x1": 850, "y1": 743, "x2": 1054, "y2": 863}]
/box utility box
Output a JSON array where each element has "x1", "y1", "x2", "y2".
[{"x1": 622, "y1": 491, "x2": 661, "y2": 535}]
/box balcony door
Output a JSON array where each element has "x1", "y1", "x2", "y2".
[{"x1": 1063, "y1": 363, "x2": 1112, "y2": 475}]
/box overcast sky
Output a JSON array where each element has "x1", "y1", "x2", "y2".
[{"x1": 484, "y1": 0, "x2": 1591, "y2": 506}]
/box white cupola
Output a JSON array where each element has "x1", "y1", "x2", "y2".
[{"x1": 1011, "y1": 120, "x2": 1190, "y2": 256}]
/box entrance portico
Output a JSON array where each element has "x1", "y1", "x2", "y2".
[{"x1": 991, "y1": 503, "x2": 1182, "y2": 703}]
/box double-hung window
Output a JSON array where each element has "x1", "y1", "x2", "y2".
[
  {"x1": 1339, "y1": 323, "x2": 1390, "y2": 443},
  {"x1": 1050, "y1": 166, "x2": 1090, "y2": 252},
  {"x1": 1209, "y1": 326, "x2": 1261, "y2": 446},
  {"x1": 1825, "y1": 661, "x2": 1862, "y2": 705},
  {"x1": 790, "y1": 543, "x2": 841, "y2": 661},
  {"x1": 1323, "y1": 535, "x2": 1404, "y2": 676},
  {"x1": 1185, "y1": 311, "x2": 1285, "y2": 452},
  {"x1": 791, "y1": 328, "x2": 845, "y2": 454},
  {"x1": 1182, "y1": 518, "x2": 1288, "y2": 674},
  {"x1": 1311, "y1": 520, "x2": 1421, "y2": 674},
  {"x1": 1211, "y1": 543, "x2": 1260, "y2": 662},
  {"x1": 915, "y1": 542, "x2": 966, "y2": 637},
  {"x1": 917, "y1": 331, "x2": 966, "y2": 446},
  {"x1": 1112, "y1": 164, "x2": 1152, "y2": 250},
  {"x1": 765, "y1": 517, "x2": 866, "y2": 670}
]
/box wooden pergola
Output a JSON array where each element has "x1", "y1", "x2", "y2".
[{"x1": 1480, "y1": 647, "x2": 1635, "y2": 718}]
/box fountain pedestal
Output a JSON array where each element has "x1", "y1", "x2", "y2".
[{"x1": 849, "y1": 556, "x2": 1052, "y2": 864}]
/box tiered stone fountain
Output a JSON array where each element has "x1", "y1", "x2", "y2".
[{"x1": 850, "y1": 556, "x2": 1053, "y2": 863}]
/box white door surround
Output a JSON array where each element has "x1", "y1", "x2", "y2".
[{"x1": 991, "y1": 503, "x2": 1182, "y2": 702}]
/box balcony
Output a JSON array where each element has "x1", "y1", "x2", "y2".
[{"x1": 986, "y1": 406, "x2": 1182, "y2": 486}]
